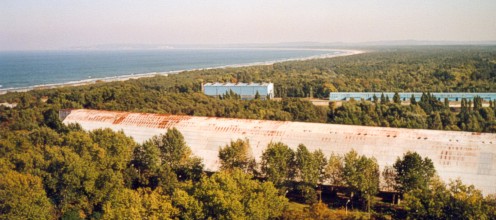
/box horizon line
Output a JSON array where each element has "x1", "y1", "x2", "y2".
[{"x1": 2, "y1": 40, "x2": 496, "y2": 52}]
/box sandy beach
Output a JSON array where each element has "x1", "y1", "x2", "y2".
[{"x1": 0, "y1": 49, "x2": 365, "y2": 95}]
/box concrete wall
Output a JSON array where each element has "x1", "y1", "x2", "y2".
[{"x1": 61, "y1": 109, "x2": 496, "y2": 195}]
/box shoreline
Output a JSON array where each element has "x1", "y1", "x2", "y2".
[{"x1": 0, "y1": 49, "x2": 365, "y2": 95}]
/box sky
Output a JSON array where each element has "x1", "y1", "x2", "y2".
[{"x1": 1, "y1": 0, "x2": 495, "y2": 50}]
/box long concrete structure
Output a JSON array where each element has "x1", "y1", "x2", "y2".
[
  {"x1": 329, "y1": 92, "x2": 496, "y2": 101},
  {"x1": 60, "y1": 109, "x2": 496, "y2": 195},
  {"x1": 204, "y1": 82, "x2": 274, "y2": 100}
]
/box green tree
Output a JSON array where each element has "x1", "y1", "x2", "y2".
[
  {"x1": 43, "y1": 146, "x2": 98, "y2": 217},
  {"x1": 484, "y1": 194, "x2": 496, "y2": 219},
  {"x1": 152, "y1": 128, "x2": 189, "y2": 169},
  {"x1": 254, "y1": 91, "x2": 261, "y2": 100},
  {"x1": 393, "y1": 151, "x2": 436, "y2": 195},
  {"x1": 0, "y1": 171, "x2": 55, "y2": 220},
  {"x1": 324, "y1": 153, "x2": 344, "y2": 186},
  {"x1": 429, "y1": 112, "x2": 443, "y2": 130},
  {"x1": 295, "y1": 144, "x2": 319, "y2": 185},
  {"x1": 62, "y1": 130, "x2": 96, "y2": 159},
  {"x1": 101, "y1": 188, "x2": 177, "y2": 220},
  {"x1": 261, "y1": 142, "x2": 295, "y2": 188},
  {"x1": 43, "y1": 108, "x2": 67, "y2": 133},
  {"x1": 131, "y1": 141, "x2": 162, "y2": 188},
  {"x1": 410, "y1": 94, "x2": 417, "y2": 105},
  {"x1": 29, "y1": 126, "x2": 62, "y2": 147},
  {"x1": 194, "y1": 169, "x2": 288, "y2": 220},
  {"x1": 373, "y1": 94, "x2": 379, "y2": 104},
  {"x1": 89, "y1": 129, "x2": 136, "y2": 213},
  {"x1": 467, "y1": 114, "x2": 482, "y2": 132},
  {"x1": 90, "y1": 128, "x2": 135, "y2": 172},
  {"x1": 404, "y1": 178, "x2": 489, "y2": 219},
  {"x1": 393, "y1": 92, "x2": 401, "y2": 104},
  {"x1": 149, "y1": 128, "x2": 204, "y2": 181},
  {"x1": 313, "y1": 149, "x2": 328, "y2": 185},
  {"x1": 172, "y1": 189, "x2": 205, "y2": 220},
  {"x1": 342, "y1": 150, "x2": 380, "y2": 211},
  {"x1": 294, "y1": 144, "x2": 326, "y2": 203},
  {"x1": 380, "y1": 93, "x2": 386, "y2": 104},
  {"x1": 445, "y1": 179, "x2": 487, "y2": 219},
  {"x1": 218, "y1": 138, "x2": 256, "y2": 174}
]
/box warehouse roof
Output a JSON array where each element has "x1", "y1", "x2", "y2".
[{"x1": 61, "y1": 109, "x2": 496, "y2": 195}]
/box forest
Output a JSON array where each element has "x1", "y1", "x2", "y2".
[
  {"x1": 1, "y1": 46, "x2": 496, "y2": 219},
  {"x1": 1, "y1": 123, "x2": 495, "y2": 219}
]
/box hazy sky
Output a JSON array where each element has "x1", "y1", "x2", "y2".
[{"x1": 1, "y1": 0, "x2": 495, "y2": 50}]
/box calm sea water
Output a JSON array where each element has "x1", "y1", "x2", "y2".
[{"x1": 0, "y1": 49, "x2": 339, "y2": 90}]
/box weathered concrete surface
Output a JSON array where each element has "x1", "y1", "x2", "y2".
[{"x1": 61, "y1": 109, "x2": 496, "y2": 195}]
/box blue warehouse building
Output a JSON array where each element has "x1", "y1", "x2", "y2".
[
  {"x1": 329, "y1": 92, "x2": 496, "y2": 102},
  {"x1": 204, "y1": 82, "x2": 274, "y2": 100}
]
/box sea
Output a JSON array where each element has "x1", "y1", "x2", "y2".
[{"x1": 0, "y1": 48, "x2": 341, "y2": 92}]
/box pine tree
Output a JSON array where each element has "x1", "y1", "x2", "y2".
[
  {"x1": 410, "y1": 94, "x2": 417, "y2": 105},
  {"x1": 254, "y1": 91, "x2": 261, "y2": 100},
  {"x1": 380, "y1": 93, "x2": 386, "y2": 104},
  {"x1": 393, "y1": 92, "x2": 401, "y2": 104},
  {"x1": 461, "y1": 98, "x2": 467, "y2": 112},
  {"x1": 468, "y1": 114, "x2": 481, "y2": 132},
  {"x1": 421, "y1": 92, "x2": 428, "y2": 103},
  {"x1": 430, "y1": 112, "x2": 443, "y2": 130},
  {"x1": 473, "y1": 96, "x2": 482, "y2": 111}
]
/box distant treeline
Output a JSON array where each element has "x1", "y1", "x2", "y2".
[
  {"x1": 0, "y1": 47, "x2": 495, "y2": 133},
  {"x1": 329, "y1": 93, "x2": 496, "y2": 132}
]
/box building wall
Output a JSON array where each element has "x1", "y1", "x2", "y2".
[
  {"x1": 204, "y1": 83, "x2": 274, "y2": 99},
  {"x1": 61, "y1": 109, "x2": 496, "y2": 195},
  {"x1": 329, "y1": 92, "x2": 496, "y2": 101}
]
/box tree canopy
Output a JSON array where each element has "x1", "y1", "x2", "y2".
[
  {"x1": 261, "y1": 142, "x2": 295, "y2": 188},
  {"x1": 218, "y1": 138, "x2": 256, "y2": 174},
  {"x1": 343, "y1": 150, "x2": 380, "y2": 211},
  {"x1": 393, "y1": 151, "x2": 436, "y2": 195}
]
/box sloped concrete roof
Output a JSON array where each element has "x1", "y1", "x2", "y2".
[
  {"x1": 204, "y1": 82, "x2": 272, "y2": 86},
  {"x1": 61, "y1": 109, "x2": 496, "y2": 195}
]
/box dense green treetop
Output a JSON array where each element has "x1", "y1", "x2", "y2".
[
  {"x1": 0, "y1": 170, "x2": 55, "y2": 220},
  {"x1": 342, "y1": 150, "x2": 380, "y2": 211},
  {"x1": 193, "y1": 169, "x2": 288, "y2": 220},
  {"x1": 404, "y1": 177, "x2": 492, "y2": 220},
  {"x1": 393, "y1": 151, "x2": 436, "y2": 195},
  {"x1": 260, "y1": 142, "x2": 295, "y2": 188},
  {"x1": 218, "y1": 138, "x2": 256, "y2": 174}
]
